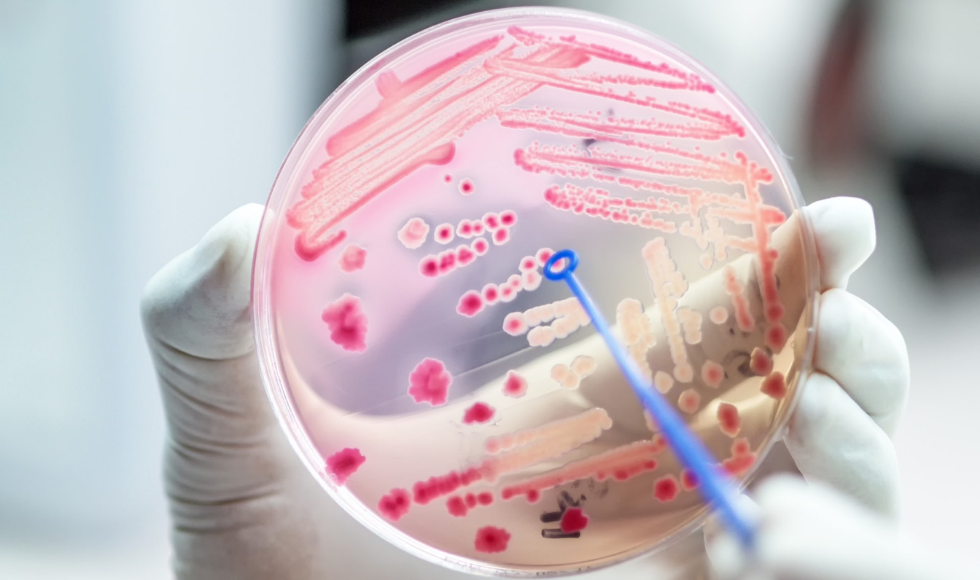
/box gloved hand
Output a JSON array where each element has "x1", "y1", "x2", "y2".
[
  {"x1": 141, "y1": 196, "x2": 907, "y2": 579},
  {"x1": 705, "y1": 475, "x2": 972, "y2": 580}
]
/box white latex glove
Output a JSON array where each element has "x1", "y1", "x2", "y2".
[
  {"x1": 141, "y1": 197, "x2": 905, "y2": 579},
  {"x1": 705, "y1": 475, "x2": 973, "y2": 580}
]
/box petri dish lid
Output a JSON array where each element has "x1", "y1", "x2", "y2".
[{"x1": 253, "y1": 7, "x2": 818, "y2": 577}]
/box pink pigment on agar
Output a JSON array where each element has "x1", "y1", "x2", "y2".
[
  {"x1": 482, "y1": 212, "x2": 500, "y2": 230},
  {"x1": 717, "y1": 402, "x2": 741, "y2": 437},
  {"x1": 462, "y1": 402, "x2": 495, "y2": 425},
  {"x1": 321, "y1": 293, "x2": 368, "y2": 352},
  {"x1": 535, "y1": 248, "x2": 553, "y2": 266},
  {"x1": 722, "y1": 438, "x2": 756, "y2": 477},
  {"x1": 325, "y1": 447, "x2": 366, "y2": 485},
  {"x1": 502, "y1": 370, "x2": 528, "y2": 398},
  {"x1": 457, "y1": 290, "x2": 484, "y2": 317},
  {"x1": 407, "y1": 358, "x2": 452, "y2": 406},
  {"x1": 709, "y1": 306, "x2": 729, "y2": 325},
  {"x1": 653, "y1": 475, "x2": 680, "y2": 502},
  {"x1": 723, "y1": 265, "x2": 755, "y2": 332},
  {"x1": 750, "y1": 347, "x2": 773, "y2": 375},
  {"x1": 678, "y1": 389, "x2": 701, "y2": 414},
  {"x1": 378, "y1": 488, "x2": 411, "y2": 521},
  {"x1": 680, "y1": 469, "x2": 699, "y2": 491},
  {"x1": 560, "y1": 507, "x2": 589, "y2": 533},
  {"x1": 761, "y1": 371, "x2": 787, "y2": 399},
  {"x1": 435, "y1": 223, "x2": 455, "y2": 244},
  {"x1": 643, "y1": 238, "x2": 693, "y2": 383},
  {"x1": 419, "y1": 239, "x2": 492, "y2": 278},
  {"x1": 397, "y1": 218, "x2": 430, "y2": 250},
  {"x1": 492, "y1": 227, "x2": 510, "y2": 245},
  {"x1": 475, "y1": 526, "x2": 511, "y2": 553},
  {"x1": 459, "y1": 178, "x2": 474, "y2": 194},
  {"x1": 482, "y1": 284, "x2": 499, "y2": 304},
  {"x1": 447, "y1": 495, "x2": 468, "y2": 517},
  {"x1": 701, "y1": 360, "x2": 724, "y2": 387},
  {"x1": 503, "y1": 312, "x2": 527, "y2": 336},
  {"x1": 338, "y1": 243, "x2": 367, "y2": 272}
]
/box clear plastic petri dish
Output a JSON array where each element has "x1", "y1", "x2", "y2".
[{"x1": 252, "y1": 7, "x2": 819, "y2": 577}]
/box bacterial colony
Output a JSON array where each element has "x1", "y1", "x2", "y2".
[{"x1": 273, "y1": 23, "x2": 800, "y2": 565}]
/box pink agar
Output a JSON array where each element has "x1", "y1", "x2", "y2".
[
  {"x1": 321, "y1": 294, "x2": 368, "y2": 352},
  {"x1": 397, "y1": 217, "x2": 430, "y2": 249},
  {"x1": 325, "y1": 447, "x2": 366, "y2": 485},
  {"x1": 560, "y1": 508, "x2": 589, "y2": 533},
  {"x1": 502, "y1": 371, "x2": 528, "y2": 398},
  {"x1": 407, "y1": 358, "x2": 452, "y2": 406},
  {"x1": 475, "y1": 526, "x2": 511, "y2": 554},
  {"x1": 338, "y1": 244, "x2": 367, "y2": 272},
  {"x1": 463, "y1": 402, "x2": 496, "y2": 425}
]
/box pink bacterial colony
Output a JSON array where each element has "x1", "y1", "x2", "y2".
[
  {"x1": 407, "y1": 358, "x2": 453, "y2": 406},
  {"x1": 321, "y1": 294, "x2": 368, "y2": 352}
]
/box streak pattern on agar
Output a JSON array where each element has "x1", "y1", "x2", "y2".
[{"x1": 642, "y1": 238, "x2": 693, "y2": 383}]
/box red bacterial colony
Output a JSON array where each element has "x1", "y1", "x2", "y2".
[
  {"x1": 717, "y1": 402, "x2": 741, "y2": 437},
  {"x1": 463, "y1": 402, "x2": 495, "y2": 424},
  {"x1": 435, "y1": 223, "x2": 455, "y2": 244},
  {"x1": 408, "y1": 358, "x2": 452, "y2": 406},
  {"x1": 321, "y1": 293, "x2": 368, "y2": 352},
  {"x1": 325, "y1": 447, "x2": 366, "y2": 485},
  {"x1": 475, "y1": 526, "x2": 511, "y2": 554},
  {"x1": 653, "y1": 475, "x2": 680, "y2": 503},
  {"x1": 447, "y1": 496, "x2": 468, "y2": 517},
  {"x1": 457, "y1": 290, "x2": 484, "y2": 317},
  {"x1": 560, "y1": 507, "x2": 589, "y2": 533},
  {"x1": 678, "y1": 389, "x2": 701, "y2": 414},
  {"x1": 701, "y1": 361, "x2": 724, "y2": 387},
  {"x1": 722, "y1": 438, "x2": 757, "y2": 477},
  {"x1": 338, "y1": 243, "x2": 367, "y2": 272},
  {"x1": 750, "y1": 347, "x2": 773, "y2": 375},
  {"x1": 459, "y1": 178, "x2": 474, "y2": 194},
  {"x1": 378, "y1": 488, "x2": 411, "y2": 521},
  {"x1": 761, "y1": 371, "x2": 787, "y2": 399},
  {"x1": 502, "y1": 370, "x2": 528, "y2": 398},
  {"x1": 680, "y1": 469, "x2": 699, "y2": 490}
]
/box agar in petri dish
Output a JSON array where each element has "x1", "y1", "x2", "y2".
[{"x1": 252, "y1": 7, "x2": 818, "y2": 577}]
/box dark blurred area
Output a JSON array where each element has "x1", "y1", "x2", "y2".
[{"x1": 2, "y1": 0, "x2": 978, "y2": 577}]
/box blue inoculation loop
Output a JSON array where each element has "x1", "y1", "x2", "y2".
[{"x1": 542, "y1": 249, "x2": 757, "y2": 548}]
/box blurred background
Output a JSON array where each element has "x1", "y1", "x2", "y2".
[{"x1": 2, "y1": 0, "x2": 978, "y2": 577}]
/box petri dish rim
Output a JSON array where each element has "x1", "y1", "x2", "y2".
[{"x1": 252, "y1": 6, "x2": 821, "y2": 577}]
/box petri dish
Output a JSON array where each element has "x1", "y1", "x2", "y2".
[{"x1": 253, "y1": 7, "x2": 818, "y2": 577}]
